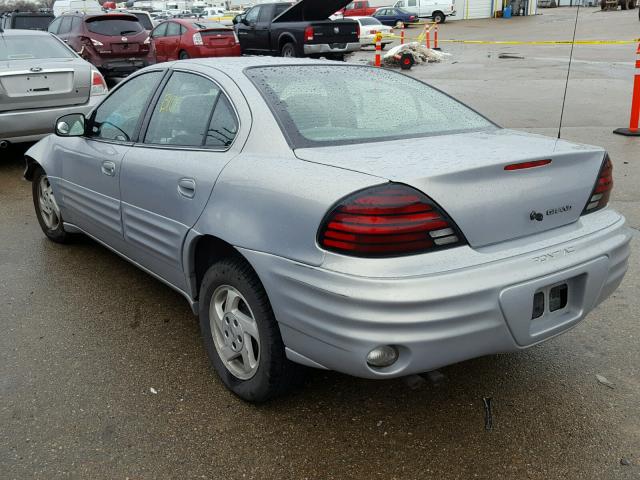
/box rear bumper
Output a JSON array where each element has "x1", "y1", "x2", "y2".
[
  {"x1": 303, "y1": 42, "x2": 361, "y2": 55},
  {"x1": 96, "y1": 59, "x2": 153, "y2": 77},
  {"x1": 0, "y1": 96, "x2": 103, "y2": 144},
  {"x1": 192, "y1": 45, "x2": 242, "y2": 57},
  {"x1": 240, "y1": 210, "x2": 632, "y2": 379}
]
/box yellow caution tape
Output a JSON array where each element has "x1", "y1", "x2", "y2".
[{"x1": 438, "y1": 38, "x2": 640, "y2": 45}]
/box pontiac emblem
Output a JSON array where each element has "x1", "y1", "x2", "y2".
[
  {"x1": 30, "y1": 66, "x2": 43, "y2": 72},
  {"x1": 334, "y1": 26, "x2": 339, "y2": 34},
  {"x1": 530, "y1": 211, "x2": 544, "y2": 222}
]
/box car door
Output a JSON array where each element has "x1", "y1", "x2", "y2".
[
  {"x1": 58, "y1": 70, "x2": 165, "y2": 247},
  {"x1": 163, "y1": 21, "x2": 183, "y2": 60},
  {"x1": 151, "y1": 22, "x2": 168, "y2": 62},
  {"x1": 235, "y1": 6, "x2": 260, "y2": 51},
  {"x1": 118, "y1": 68, "x2": 246, "y2": 292}
]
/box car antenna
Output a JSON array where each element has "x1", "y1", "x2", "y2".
[{"x1": 557, "y1": 3, "x2": 580, "y2": 140}]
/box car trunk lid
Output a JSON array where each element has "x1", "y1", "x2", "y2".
[
  {"x1": 0, "y1": 58, "x2": 91, "y2": 112},
  {"x1": 294, "y1": 129, "x2": 606, "y2": 248},
  {"x1": 200, "y1": 29, "x2": 236, "y2": 47}
]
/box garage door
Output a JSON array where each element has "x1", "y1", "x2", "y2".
[{"x1": 464, "y1": 0, "x2": 493, "y2": 18}]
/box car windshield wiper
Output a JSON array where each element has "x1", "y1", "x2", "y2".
[{"x1": 120, "y1": 30, "x2": 138, "y2": 35}]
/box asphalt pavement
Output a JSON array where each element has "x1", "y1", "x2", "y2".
[{"x1": 1, "y1": 7, "x2": 639, "y2": 480}]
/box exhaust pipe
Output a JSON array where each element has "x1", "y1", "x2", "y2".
[{"x1": 0, "y1": 140, "x2": 9, "y2": 149}]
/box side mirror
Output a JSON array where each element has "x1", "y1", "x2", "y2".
[
  {"x1": 55, "y1": 113, "x2": 85, "y2": 137},
  {"x1": 232, "y1": 15, "x2": 240, "y2": 24},
  {"x1": 241, "y1": 16, "x2": 249, "y2": 26}
]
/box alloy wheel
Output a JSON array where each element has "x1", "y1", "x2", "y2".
[
  {"x1": 38, "y1": 175, "x2": 61, "y2": 231},
  {"x1": 210, "y1": 285, "x2": 261, "y2": 380}
]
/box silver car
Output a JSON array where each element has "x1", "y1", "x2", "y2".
[
  {"x1": 24, "y1": 58, "x2": 631, "y2": 402},
  {"x1": 0, "y1": 29, "x2": 108, "y2": 147}
]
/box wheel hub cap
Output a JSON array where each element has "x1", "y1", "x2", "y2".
[{"x1": 38, "y1": 176, "x2": 61, "y2": 230}]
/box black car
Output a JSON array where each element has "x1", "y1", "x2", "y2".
[
  {"x1": 1, "y1": 10, "x2": 54, "y2": 31},
  {"x1": 233, "y1": 0, "x2": 359, "y2": 60}
]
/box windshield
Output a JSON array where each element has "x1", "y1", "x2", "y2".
[
  {"x1": 0, "y1": 35, "x2": 75, "y2": 60},
  {"x1": 131, "y1": 13, "x2": 153, "y2": 30},
  {"x1": 359, "y1": 18, "x2": 381, "y2": 26},
  {"x1": 13, "y1": 16, "x2": 54, "y2": 30},
  {"x1": 86, "y1": 17, "x2": 144, "y2": 36},
  {"x1": 246, "y1": 66, "x2": 495, "y2": 147}
]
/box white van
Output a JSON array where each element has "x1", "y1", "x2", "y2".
[
  {"x1": 393, "y1": 0, "x2": 456, "y2": 23},
  {"x1": 52, "y1": 0, "x2": 103, "y2": 17}
]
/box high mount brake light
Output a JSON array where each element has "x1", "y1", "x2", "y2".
[
  {"x1": 582, "y1": 154, "x2": 613, "y2": 215},
  {"x1": 318, "y1": 184, "x2": 466, "y2": 258},
  {"x1": 504, "y1": 159, "x2": 552, "y2": 171}
]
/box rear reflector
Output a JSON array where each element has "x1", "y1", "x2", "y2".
[
  {"x1": 582, "y1": 154, "x2": 613, "y2": 214},
  {"x1": 504, "y1": 159, "x2": 552, "y2": 171},
  {"x1": 318, "y1": 184, "x2": 466, "y2": 257}
]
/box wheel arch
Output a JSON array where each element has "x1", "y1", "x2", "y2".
[
  {"x1": 277, "y1": 33, "x2": 297, "y2": 52},
  {"x1": 24, "y1": 155, "x2": 41, "y2": 181}
]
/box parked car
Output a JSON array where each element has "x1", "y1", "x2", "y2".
[
  {"x1": 372, "y1": 7, "x2": 418, "y2": 28},
  {"x1": 0, "y1": 10, "x2": 55, "y2": 31},
  {"x1": 152, "y1": 19, "x2": 240, "y2": 61},
  {"x1": 123, "y1": 10, "x2": 154, "y2": 32},
  {"x1": 393, "y1": 0, "x2": 456, "y2": 23},
  {"x1": 0, "y1": 29, "x2": 107, "y2": 147},
  {"x1": 48, "y1": 13, "x2": 155, "y2": 79},
  {"x1": 24, "y1": 57, "x2": 631, "y2": 402},
  {"x1": 353, "y1": 16, "x2": 393, "y2": 48},
  {"x1": 233, "y1": 1, "x2": 360, "y2": 60},
  {"x1": 339, "y1": 1, "x2": 377, "y2": 17}
]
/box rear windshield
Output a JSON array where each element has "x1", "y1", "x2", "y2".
[
  {"x1": 190, "y1": 21, "x2": 227, "y2": 30},
  {"x1": 246, "y1": 65, "x2": 494, "y2": 148},
  {"x1": 12, "y1": 15, "x2": 54, "y2": 30},
  {"x1": 131, "y1": 13, "x2": 153, "y2": 30},
  {"x1": 359, "y1": 18, "x2": 381, "y2": 26},
  {"x1": 0, "y1": 35, "x2": 75, "y2": 60},
  {"x1": 85, "y1": 17, "x2": 144, "y2": 36}
]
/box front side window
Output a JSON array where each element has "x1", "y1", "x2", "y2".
[
  {"x1": 247, "y1": 66, "x2": 494, "y2": 148},
  {"x1": 152, "y1": 22, "x2": 167, "y2": 37},
  {"x1": 144, "y1": 72, "x2": 223, "y2": 147},
  {"x1": 90, "y1": 71, "x2": 164, "y2": 142},
  {"x1": 244, "y1": 7, "x2": 260, "y2": 23},
  {"x1": 48, "y1": 17, "x2": 61, "y2": 34},
  {"x1": 58, "y1": 16, "x2": 72, "y2": 34},
  {"x1": 165, "y1": 22, "x2": 181, "y2": 36}
]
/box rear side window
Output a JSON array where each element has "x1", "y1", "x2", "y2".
[
  {"x1": 132, "y1": 13, "x2": 153, "y2": 30},
  {"x1": 247, "y1": 65, "x2": 494, "y2": 148},
  {"x1": 85, "y1": 17, "x2": 144, "y2": 36},
  {"x1": 0, "y1": 35, "x2": 76, "y2": 60},
  {"x1": 58, "y1": 16, "x2": 72, "y2": 34},
  {"x1": 144, "y1": 72, "x2": 222, "y2": 147},
  {"x1": 205, "y1": 96, "x2": 238, "y2": 147}
]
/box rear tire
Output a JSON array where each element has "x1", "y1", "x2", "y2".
[
  {"x1": 32, "y1": 167, "x2": 72, "y2": 244},
  {"x1": 198, "y1": 256, "x2": 301, "y2": 402},
  {"x1": 179, "y1": 50, "x2": 190, "y2": 60},
  {"x1": 280, "y1": 42, "x2": 298, "y2": 58},
  {"x1": 432, "y1": 11, "x2": 446, "y2": 23}
]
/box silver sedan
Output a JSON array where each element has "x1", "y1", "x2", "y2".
[
  {"x1": 0, "y1": 29, "x2": 108, "y2": 147},
  {"x1": 24, "y1": 57, "x2": 632, "y2": 402}
]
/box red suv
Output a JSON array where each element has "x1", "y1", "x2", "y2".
[
  {"x1": 48, "y1": 13, "x2": 155, "y2": 79},
  {"x1": 151, "y1": 19, "x2": 241, "y2": 62}
]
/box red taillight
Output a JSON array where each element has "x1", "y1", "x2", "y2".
[
  {"x1": 304, "y1": 26, "x2": 314, "y2": 42},
  {"x1": 582, "y1": 154, "x2": 613, "y2": 214},
  {"x1": 90, "y1": 70, "x2": 108, "y2": 96},
  {"x1": 356, "y1": 23, "x2": 360, "y2": 38},
  {"x1": 504, "y1": 159, "x2": 552, "y2": 171},
  {"x1": 318, "y1": 184, "x2": 465, "y2": 257}
]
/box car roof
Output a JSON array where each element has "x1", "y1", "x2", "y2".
[{"x1": 177, "y1": 56, "x2": 360, "y2": 75}]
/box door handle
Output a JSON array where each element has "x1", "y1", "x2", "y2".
[
  {"x1": 178, "y1": 178, "x2": 196, "y2": 198},
  {"x1": 101, "y1": 161, "x2": 116, "y2": 176}
]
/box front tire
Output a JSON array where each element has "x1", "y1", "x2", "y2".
[
  {"x1": 198, "y1": 256, "x2": 299, "y2": 402},
  {"x1": 432, "y1": 11, "x2": 446, "y2": 23},
  {"x1": 179, "y1": 50, "x2": 190, "y2": 60},
  {"x1": 32, "y1": 168, "x2": 71, "y2": 244}
]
